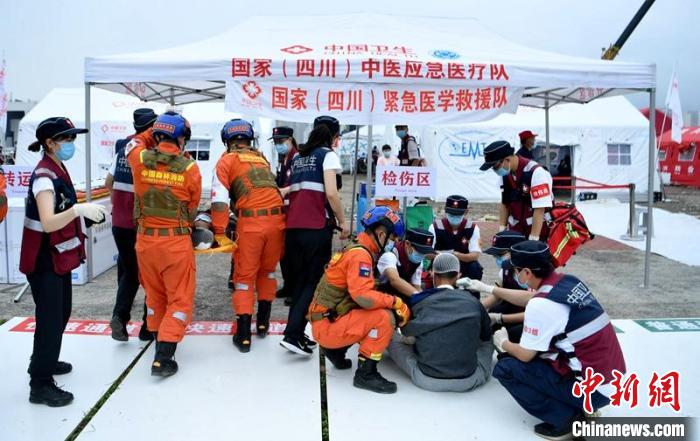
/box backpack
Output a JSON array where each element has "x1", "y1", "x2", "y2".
[{"x1": 544, "y1": 202, "x2": 594, "y2": 267}]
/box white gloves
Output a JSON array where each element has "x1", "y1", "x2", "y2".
[
  {"x1": 73, "y1": 203, "x2": 108, "y2": 222},
  {"x1": 528, "y1": 234, "x2": 540, "y2": 241},
  {"x1": 456, "y1": 277, "x2": 495, "y2": 294},
  {"x1": 489, "y1": 312, "x2": 503, "y2": 326},
  {"x1": 493, "y1": 328, "x2": 509, "y2": 352}
]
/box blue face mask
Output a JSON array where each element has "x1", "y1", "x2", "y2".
[
  {"x1": 55, "y1": 142, "x2": 76, "y2": 161},
  {"x1": 408, "y1": 250, "x2": 425, "y2": 264},
  {"x1": 514, "y1": 270, "x2": 529, "y2": 289},
  {"x1": 446, "y1": 213, "x2": 464, "y2": 226},
  {"x1": 495, "y1": 255, "x2": 509, "y2": 269},
  {"x1": 494, "y1": 166, "x2": 509, "y2": 177},
  {"x1": 384, "y1": 238, "x2": 395, "y2": 253},
  {"x1": 396, "y1": 130, "x2": 407, "y2": 138},
  {"x1": 275, "y1": 142, "x2": 289, "y2": 155}
]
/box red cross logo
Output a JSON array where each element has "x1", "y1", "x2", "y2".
[
  {"x1": 280, "y1": 45, "x2": 313, "y2": 55},
  {"x1": 242, "y1": 81, "x2": 262, "y2": 99}
]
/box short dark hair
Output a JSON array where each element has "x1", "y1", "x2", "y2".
[{"x1": 381, "y1": 144, "x2": 391, "y2": 151}]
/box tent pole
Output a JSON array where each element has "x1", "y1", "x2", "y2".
[
  {"x1": 644, "y1": 88, "x2": 656, "y2": 288},
  {"x1": 366, "y1": 125, "x2": 374, "y2": 201},
  {"x1": 349, "y1": 127, "x2": 361, "y2": 233},
  {"x1": 545, "y1": 93, "x2": 551, "y2": 170},
  {"x1": 85, "y1": 82, "x2": 94, "y2": 282}
]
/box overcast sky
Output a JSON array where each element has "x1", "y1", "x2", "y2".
[{"x1": 1, "y1": 0, "x2": 697, "y2": 110}]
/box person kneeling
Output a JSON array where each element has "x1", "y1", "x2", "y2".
[{"x1": 387, "y1": 253, "x2": 493, "y2": 392}]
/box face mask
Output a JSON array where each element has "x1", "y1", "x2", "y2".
[
  {"x1": 275, "y1": 142, "x2": 289, "y2": 155},
  {"x1": 495, "y1": 255, "x2": 508, "y2": 269},
  {"x1": 514, "y1": 270, "x2": 529, "y2": 289},
  {"x1": 408, "y1": 250, "x2": 425, "y2": 264},
  {"x1": 55, "y1": 142, "x2": 76, "y2": 161},
  {"x1": 382, "y1": 151, "x2": 391, "y2": 158},
  {"x1": 494, "y1": 166, "x2": 509, "y2": 177},
  {"x1": 396, "y1": 130, "x2": 407, "y2": 138},
  {"x1": 446, "y1": 213, "x2": 463, "y2": 226},
  {"x1": 384, "y1": 238, "x2": 395, "y2": 253}
]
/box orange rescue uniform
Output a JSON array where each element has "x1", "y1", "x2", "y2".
[
  {"x1": 211, "y1": 148, "x2": 285, "y2": 316},
  {"x1": 308, "y1": 233, "x2": 397, "y2": 360},
  {"x1": 127, "y1": 129, "x2": 202, "y2": 342}
]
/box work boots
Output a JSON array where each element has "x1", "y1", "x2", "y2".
[
  {"x1": 323, "y1": 346, "x2": 352, "y2": 370},
  {"x1": 151, "y1": 342, "x2": 178, "y2": 377},
  {"x1": 353, "y1": 357, "x2": 397, "y2": 394},
  {"x1": 110, "y1": 316, "x2": 129, "y2": 341},
  {"x1": 256, "y1": 301, "x2": 272, "y2": 337},
  {"x1": 29, "y1": 380, "x2": 74, "y2": 407},
  {"x1": 233, "y1": 314, "x2": 252, "y2": 353}
]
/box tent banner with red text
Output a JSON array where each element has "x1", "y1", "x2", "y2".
[{"x1": 226, "y1": 80, "x2": 522, "y2": 125}]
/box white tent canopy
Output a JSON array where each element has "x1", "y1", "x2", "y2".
[{"x1": 83, "y1": 13, "x2": 657, "y2": 285}]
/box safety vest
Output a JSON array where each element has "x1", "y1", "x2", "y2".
[
  {"x1": 287, "y1": 147, "x2": 333, "y2": 229},
  {"x1": 111, "y1": 137, "x2": 136, "y2": 229},
  {"x1": 133, "y1": 146, "x2": 194, "y2": 229},
  {"x1": 19, "y1": 155, "x2": 86, "y2": 275},
  {"x1": 535, "y1": 273, "x2": 626, "y2": 383},
  {"x1": 222, "y1": 148, "x2": 280, "y2": 211},
  {"x1": 312, "y1": 240, "x2": 375, "y2": 317},
  {"x1": 433, "y1": 217, "x2": 476, "y2": 275},
  {"x1": 502, "y1": 156, "x2": 541, "y2": 236},
  {"x1": 398, "y1": 135, "x2": 418, "y2": 165}
]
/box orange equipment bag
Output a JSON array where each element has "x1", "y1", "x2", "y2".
[{"x1": 544, "y1": 202, "x2": 594, "y2": 267}]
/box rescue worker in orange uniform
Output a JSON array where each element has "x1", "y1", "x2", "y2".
[
  {"x1": 211, "y1": 119, "x2": 285, "y2": 353},
  {"x1": 308, "y1": 206, "x2": 410, "y2": 394},
  {"x1": 126, "y1": 111, "x2": 201, "y2": 377}
]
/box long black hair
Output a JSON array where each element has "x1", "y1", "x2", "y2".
[{"x1": 299, "y1": 124, "x2": 332, "y2": 156}]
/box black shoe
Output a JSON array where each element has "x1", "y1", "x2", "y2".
[
  {"x1": 256, "y1": 301, "x2": 272, "y2": 337},
  {"x1": 110, "y1": 316, "x2": 129, "y2": 342},
  {"x1": 276, "y1": 286, "x2": 288, "y2": 299},
  {"x1": 29, "y1": 381, "x2": 74, "y2": 407},
  {"x1": 279, "y1": 336, "x2": 313, "y2": 356},
  {"x1": 138, "y1": 324, "x2": 154, "y2": 342},
  {"x1": 323, "y1": 347, "x2": 352, "y2": 370},
  {"x1": 302, "y1": 334, "x2": 318, "y2": 349},
  {"x1": 353, "y1": 358, "x2": 397, "y2": 394},
  {"x1": 151, "y1": 342, "x2": 178, "y2": 377},
  {"x1": 27, "y1": 360, "x2": 72, "y2": 376},
  {"x1": 284, "y1": 297, "x2": 292, "y2": 307},
  {"x1": 533, "y1": 422, "x2": 573, "y2": 441},
  {"x1": 233, "y1": 315, "x2": 252, "y2": 353}
]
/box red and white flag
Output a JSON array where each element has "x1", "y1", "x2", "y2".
[{"x1": 665, "y1": 65, "x2": 683, "y2": 143}]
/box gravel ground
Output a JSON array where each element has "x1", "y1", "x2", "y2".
[{"x1": 2, "y1": 175, "x2": 699, "y2": 322}]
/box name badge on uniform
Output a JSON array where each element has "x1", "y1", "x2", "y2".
[{"x1": 359, "y1": 262, "x2": 372, "y2": 278}]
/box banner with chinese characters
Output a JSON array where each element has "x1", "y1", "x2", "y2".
[
  {"x1": 1, "y1": 165, "x2": 34, "y2": 198},
  {"x1": 226, "y1": 80, "x2": 522, "y2": 125},
  {"x1": 375, "y1": 166, "x2": 436, "y2": 198}
]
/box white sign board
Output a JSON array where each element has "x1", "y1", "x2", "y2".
[
  {"x1": 375, "y1": 166, "x2": 436, "y2": 198},
  {"x1": 1, "y1": 165, "x2": 34, "y2": 198}
]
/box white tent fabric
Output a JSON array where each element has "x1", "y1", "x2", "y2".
[
  {"x1": 16, "y1": 88, "x2": 274, "y2": 192},
  {"x1": 414, "y1": 96, "x2": 655, "y2": 201},
  {"x1": 85, "y1": 14, "x2": 655, "y2": 111}
]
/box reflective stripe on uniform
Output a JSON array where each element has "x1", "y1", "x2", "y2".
[
  {"x1": 172, "y1": 311, "x2": 188, "y2": 322},
  {"x1": 55, "y1": 237, "x2": 81, "y2": 253},
  {"x1": 112, "y1": 182, "x2": 134, "y2": 192},
  {"x1": 288, "y1": 181, "x2": 325, "y2": 193},
  {"x1": 566, "y1": 313, "x2": 610, "y2": 344},
  {"x1": 24, "y1": 217, "x2": 44, "y2": 232},
  {"x1": 147, "y1": 308, "x2": 155, "y2": 316}
]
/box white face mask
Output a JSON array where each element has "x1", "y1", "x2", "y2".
[{"x1": 382, "y1": 151, "x2": 391, "y2": 158}]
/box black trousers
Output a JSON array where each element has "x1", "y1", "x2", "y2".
[
  {"x1": 283, "y1": 227, "x2": 333, "y2": 340},
  {"x1": 112, "y1": 227, "x2": 146, "y2": 323},
  {"x1": 27, "y1": 268, "x2": 72, "y2": 385}
]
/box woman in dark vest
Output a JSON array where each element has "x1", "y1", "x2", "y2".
[
  {"x1": 281, "y1": 116, "x2": 349, "y2": 355},
  {"x1": 21, "y1": 117, "x2": 107, "y2": 407}
]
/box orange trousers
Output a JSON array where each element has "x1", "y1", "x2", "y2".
[
  {"x1": 231, "y1": 214, "x2": 285, "y2": 316},
  {"x1": 136, "y1": 234, "x2": 196, "y2": 343},
  {"x1": 311, "y1": 309, "x2": 395, "y2": 361}
]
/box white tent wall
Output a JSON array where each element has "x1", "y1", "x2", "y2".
[
  {"x1": 17, "y1": 88, "x2": 274, "y2": 196},
  {"x1": 416, "y1": 96, "x2": 653, "y2": 202}
]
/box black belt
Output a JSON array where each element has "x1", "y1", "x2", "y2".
[
  {"x1": 238, "y1": 207, "x2": 285, "y2": 218},
  {"x1": 138, "y1": 226, "x2": 190, "y2": 236}
]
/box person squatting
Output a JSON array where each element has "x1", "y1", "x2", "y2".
[{"x1": 19, "y1": 113, "x2": 625, "y2": 440}]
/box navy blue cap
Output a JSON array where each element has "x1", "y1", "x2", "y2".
[
  {"x1": 510, "y1": 240, "x2": 551, "y2": 270},
  {"x1": 480, "y1": 140, "x2": 514, "y2": 171},
  {"x1": 313, "y1": 115, "x2": 340, "y2": 137},
  {"x1": 484, "y1": 230, "x2": 527, "y2": 256},
  {"x1": 269, "y1": 126, "x2": 294, "y2": 140},
  {"x1": 133, "y1": 108, "x2": 157, "y2": 129},
  {"x1": 445, "y1": 195, "x2": 468, "y2": 215},
  {"x1": 405, "y1": 228, "x2": 434, "y2": 254}
]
